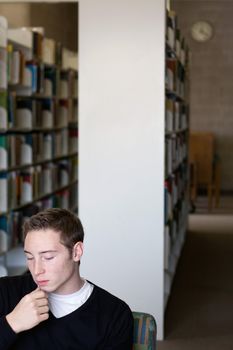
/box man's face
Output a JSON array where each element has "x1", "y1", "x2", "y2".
[{"x1": 24, "y1": 228, "x2": 82, "y2": 294}]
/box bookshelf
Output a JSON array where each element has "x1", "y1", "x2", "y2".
[
  {"x1": 164, "y1": 9, "x2": 189, "y2": 308},
  {"x1": 0, "y1": 20, "x2": 78, "y2": 276}
]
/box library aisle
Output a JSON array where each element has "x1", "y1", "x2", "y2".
[{"x1": 158, "y1": 196, "x2": 233, "y2": 350}]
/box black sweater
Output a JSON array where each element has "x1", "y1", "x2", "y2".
[{"x1": 0, "y1": 274, "x2": 133, "y2": 350}]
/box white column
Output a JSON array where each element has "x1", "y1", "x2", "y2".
[{"x1": 79, "y1": 0, "x2": 165, "y2": 340}]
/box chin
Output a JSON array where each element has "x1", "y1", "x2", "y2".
[{"x1": 38, "y1": 284, "x2": 54, "y2": 293}]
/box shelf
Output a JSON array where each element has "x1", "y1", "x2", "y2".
[
  {"x1": 165, "y1": 88, "x2": 185, "y2": 101},
  {"x1": 0, "y1": 22, "x2": 78, "y2": 280},
  {"x1": 166, "y1": 42, "x2": 187, "y2": 68},
  {"x1": 0, "y1": 179, "x2": 78, "y2": 216},
  {"x1": 0, "y1": 151, "x2": 78, "y2": 174},
  {"x1": 0, "y1": 123, "x2": 77, "y2": 135},
  {"x1": 13, "y1": 94, "x2": 78, "y2": 101},
  {"x1": 164, "y1": 9, "x2": 189, "y2": 315},
  {"x1": 165, "y1": 128, "x2": 188, "y2": 136}
]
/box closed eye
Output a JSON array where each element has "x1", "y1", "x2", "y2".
[
  {"x1": 26, "y1": 256, "x2": 34, "y2": 261},
  {"x1": 43, "y1": 256, "x2": 55, "y2": 261}
]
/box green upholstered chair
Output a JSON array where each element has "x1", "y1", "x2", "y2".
[{"x1": 132, "y1": 312, "x2": 157, "y2": 350}]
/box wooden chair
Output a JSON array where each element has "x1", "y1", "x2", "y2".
[{"x1": 189, "y1": 132, "x2": 221, "y2": 210}]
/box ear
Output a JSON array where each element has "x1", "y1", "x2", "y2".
[{"x1": 72, "y1": 242, "x2": 84, "y2": 262}]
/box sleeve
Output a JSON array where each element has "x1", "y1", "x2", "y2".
[
  {"x1": 0, "y1": 278, "x2": 18, "y2": 350},
  {"x1": 0, "y1": 317, "x2": 17, "y2": 350},
  {"x1": 103, "y1": 303, "x2": 134, "y2": 350}
]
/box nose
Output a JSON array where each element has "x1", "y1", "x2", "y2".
[{"x1": 34, "y1": 259, "x2": 45, "y2": 276}]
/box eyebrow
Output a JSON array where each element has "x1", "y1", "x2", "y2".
[{"x1": 24, "y1": 250, "x2": 58, "y2": 255}]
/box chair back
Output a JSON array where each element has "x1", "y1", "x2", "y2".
[{"x1": 132, "y1": 312, "x2": 157, "y2": 350}]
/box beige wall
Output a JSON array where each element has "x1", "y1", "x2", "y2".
[
  {"x1": 0, "y1": 2, "x2": 77, "y2": 50},
  {"x1": 30, "y1": 3, "x2": 78, "y2": 51},
  {"x1": 173, "y1": 0, "x2": 233, "y2": 191},
  {"x1": 0, "y1": 4, "x2": 31, "y2": 27}
]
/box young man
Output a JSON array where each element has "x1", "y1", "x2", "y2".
[{"x1": 0, "y1": 208, "x2": 133, "y2": 350}]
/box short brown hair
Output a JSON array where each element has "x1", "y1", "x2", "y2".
[{"x1": 23, "y1": 208, "x2": 84, "y2": 252}]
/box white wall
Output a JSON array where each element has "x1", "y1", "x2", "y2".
[{"x1": 79, "y1": 0, "x2": 165, "y2": 340}]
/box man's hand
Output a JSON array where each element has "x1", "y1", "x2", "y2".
[{"x1": 6, "y1": 287, "x2": 49, "y2": 333}]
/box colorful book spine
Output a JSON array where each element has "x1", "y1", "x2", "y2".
[{"x1": 0, "y1": 135, "x2": 8, "y2": 169}]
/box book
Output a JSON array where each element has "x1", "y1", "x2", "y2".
[
  {"x1": 16, "y1": 98, "x2": 33, "y2": 129},
  {"x1": 42, "y1": 163, "x2": 53, "y2": 194},
  {"x1": 0, "y1": 215, "x2": 8, "y2": 253},
  {"x1": 20, "y1": 134, "x2": 33, "y2": 165},
  {"x1": 69, "y1": 127, "x2": 78, "y2": 153},
  {"x1": 59, "y1": 71, "x2": 69, "y2": 98},
  {"x1": 0, "y1": 16, "x2": 8, "y2": 48},
  {"x1": 20, "y1": 170, "x2": 33, "y2": 205},
  {"x1": 57, "y1": 99, "x2": 68, "y2": 127},
  {"x1": 26, "y1": 61, "x2": 38, "y2": 93},
  {"x1": 10, "y1": 50, "x2": 20, "y2": 85},
  {"x1": 0, "y1": 135, "x2": 8, "y2": 169},
  {"x1": 37, "y1": 62, "x2": 45, "y2": 94},
  {"x1": 58, "y1": 160, "x2": 69, "y2": 187},
  {"x1": 165, "y1": 98, "x2": 174, "y2": 133},
  {"x1": 42, "y1": 38, "x2": 55, "y2": 65},
  {"x1": 8, "y1": 171, "x2": 17, "y2": 209},
  {"x1": 7, "y1": 92, "x2": 16, "y2": 129},
  {"x1": 61, "y1": 129, "x2": 68, "y2": 155},
  {"x1": 43, "y1": 134, "x2": 53, "y2": 160},
  {"x1": 166, "y1": 59, "x2": 177, "y2": 91},
  {"x1": 0, "y1": 47, "x2": 7, "y2": 89},
  {"x1": 32, "y1": 30, "x2": 44, "y2": 60},
  {"x1": 44, "y1": 66, "x2": 56, "y2": 96},
  {"x1": 0, "y1": 172, "x2": 7, "y2": 212},
  {"x1": 0, "y1": 91, "x2": 7, "y2": 130},
  {"x1": 41, "y1": 99, "x2": 53, "y2": 128}
]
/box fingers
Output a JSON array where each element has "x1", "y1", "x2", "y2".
[
  {"x1": 6, "y1": 287, "x2": 50, "y2": 333},
  {"x1": 31, "y1": 287, "x2": 48, "y2": 300},
  {"x1": 36, "y1": 297, "x2": 48, "y2": 307},
  {"x1": 38, "y1": 305, "x2": 49, "y2": 315},
  {"x1": 40, "y1": 313, "x2": 49, "y2": 322}
]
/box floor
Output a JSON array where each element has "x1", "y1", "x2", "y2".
[{"x1": 157, "y1": 195, "x2": 233, "y2": 350}]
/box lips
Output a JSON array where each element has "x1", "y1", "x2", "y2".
[{"x1": 37, "y1": 280, "x2": 49, "y2": 286}]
